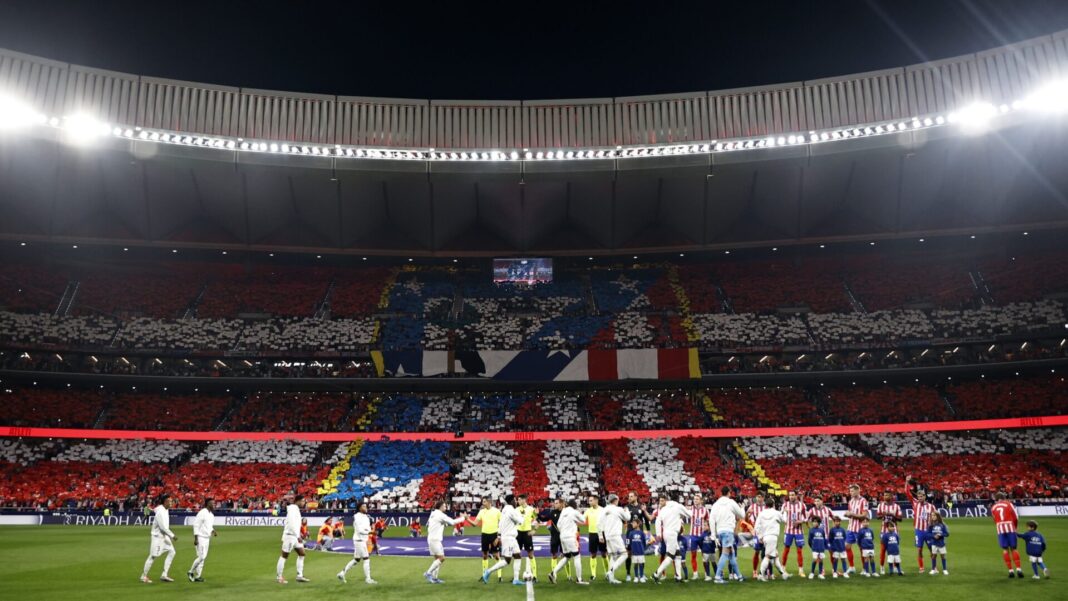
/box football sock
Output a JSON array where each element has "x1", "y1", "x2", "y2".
[
  {"x1": 573, "y1": 556, "x2": 583, "y2": 581},
  {"x1": 880, "y1": 547, "x2": 886, "y2": 566},
  {"x1": 626, "y1": 556, "x2": 632, "y2": 575},
  {"x1": 941, "y1": 556, "x2": 947, "y2": 570},
  {"x1": 362, "y1": 559, "x2": 370, "y2": 580},
  {"x1": 655, "y1": 556, "x2": 671, "y2": 577},
  {"x1": 919, "y1": 553, "x2": 925, "y2": 570},
  {"x1": 691, "y1": 551, "x2": 698, "y2": 573},
  {"x1": 589, "y1": 557, "x2": 596, "y2": 579},
  {"x1": 427, "y1": 559, "x2": 441, "y2": 577},
  {"x1": 487, "y1": 559, "x2": 508, "y2": 574},
  {"x1": 674, "y1": 556, "x2": 684, "y2": 579},
  {"x1": 1012, "y1": 550, "x2": 1022, "y2": 569},
  {"x1": 482, "y1": 558, "x2": 488, "y2": 572},
  {"x1": 703, "y1": 559, "x2": 711, "y2": 576},
  {"x1": 551, "y1": 557, "x2": 567, "y2": 576},
  {"x1": 142, "y1": 555, "x2": 154, "y2": 578},
  {"x1": 162, "y1": 549, "x2": 175, "y2": 577},
  {"x1": 1003, "y1": 550, "x2": 1013, "y2": 569},
  {"x1": 513, "y1": 560, "x2": 521, "y2": 581},
  {"x1": 846, "y1": 547, "x2": 854, "y2": 567},
  {"x1": 295, "y1": 556, "x2": 304, "y2": 579},
  {"x1": 782, "y1": 547, "x2": 791, "y2": 564},
  {"x1": 276, "y1": 557, "x2": 286, "y2": 579}
]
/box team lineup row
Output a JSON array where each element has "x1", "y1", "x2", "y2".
[{"x1": 136, "y1": 480, "x2": 1053, "y2": 586}]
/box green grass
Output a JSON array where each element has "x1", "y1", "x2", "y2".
[{"x1": 0, "y1": 518, "x2": 1064, "y2": 601}]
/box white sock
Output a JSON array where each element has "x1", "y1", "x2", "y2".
[
  {"x1": 573, "y1": 556, "x2": 584, "y2": 581},
  {"x1": 488, "y1": 559, "x2": 508, "y2": 574},
  {"x1": 142, "y1": 556, "x2": 155, "y2": 578},
  {"x1": 162, "y1": 549, "x2": 175, "y2": 577},
  {"x1": 513, "y1": 560, "x2": 522, "y2": 581},
  {"x1": 524, "y1": 556, "x2": 532, "y2": 574},
  {"x1": 295, "y1": 556, "x2": 304, "y2": 578},
  {"x1": 673, "y1": 556, "x2": 683, "y2": 579},
  {"x1": 343, "y1": 559, "x2": 357, "y2": 575},
  {"x1": 427, "y1": 559, "x2": 442, "y2": 576},
  {"x1": 656, "y1": 556, "x2": 672, "y2": 577},
  {"x1": 609, "y1": 554, "x2": 627, "y2": 576},
  {"x1": 276, "y1": 557, "x2": 286, "y2": 579},
  {"x1": 362, "y1": 559, "x2": 371, "y2": 580},
  {"x1": 552, "y1": 557, "x2": 568, "y2": 575},
  {"x1": 777, "y1": 559, "x2": 787, "y2": 575},
  {"x1": 759, "y1": 557, "x2": 769, "y2": 576}
]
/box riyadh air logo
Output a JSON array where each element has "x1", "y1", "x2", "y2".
[{"x1": 63, "y1": 514, "x2": 73, "y2": 525}]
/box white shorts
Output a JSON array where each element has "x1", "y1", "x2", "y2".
[
  {"x1": 501, "y1": 535, "x2": 520, "y2": 557},
  {"x1": 281, "y1": 535, "x2": 300, "y2": 554},
  {"x1": 605, "y1": 535, "x2": 626, "y2": 556},
  {"x1": 632, "y1": 555, "x2": 645, "y2": 564},
  {"x1": 811, "y1": 551, "x2": 825, "y2": 560},
  {"x1": 150, "y1": 535, "x2": 175, "y2": 557},
  {"x1": 352, "y1": 539, "x2": 369, "y2": 559},
  {"x1": 663, "y1": 536, "x2": 680, "y2": 556},
  {"x1": 195, "y1": 538, "x2": 210, "y2": 560},
  {"x1": 832, "y1": 551, "x2": 847, "y2": 560},
  {"x1": 862, "y1": 549, "x2": 875, "y2": 558},
  {"x1": 761, "y1": 535, "x2": 779, "y2": 558},
  {"x1": 930, "y1": 546, "x2": 947, "y2": 556},
  {"x1": 1030, "y1": 555, "x2": 1043, "y2": 563},
  {"x1": 561, "y1": 535, "x2": 579, "y2": 555},
  {"x1": 429, "y1": 540, "x2": 445, "y2": 557},
  {"x1": 886, "y1": 554, "x2": 900, "y2": 563}
]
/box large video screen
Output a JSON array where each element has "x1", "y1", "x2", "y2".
[{"x1": 493, "y1": 258, "x2": 553, "y2": 284}]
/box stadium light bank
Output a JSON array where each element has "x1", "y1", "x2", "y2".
[{"x1": 0, "y1": 79, "x2": 1066, "y2": 162}]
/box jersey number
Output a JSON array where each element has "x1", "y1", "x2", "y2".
[{"x1": 993, "y1": 507, "x2": 1005, "y2": 521}]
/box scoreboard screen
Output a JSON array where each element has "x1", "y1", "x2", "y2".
[{"x1": 493, "y1": 258, "x2": 553, "y2": 284}]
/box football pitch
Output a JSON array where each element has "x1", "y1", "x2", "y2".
[{"x1": 0, "y1": 518, "x2": 1063, "y2": 601}]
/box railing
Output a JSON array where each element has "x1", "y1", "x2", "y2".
[{"x1": 2, "y1": 29, "x2": 1066, "y2": 150}]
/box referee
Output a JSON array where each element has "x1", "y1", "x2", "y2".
[
  {"x1": 472, "y1": 498, "x2": 502, "y2": 581},
  {"x1": 516, "y1": 495, "x2": 538, "y2": 581},
  {"x1": 584, "y1": 495, "x2": 605, "y2": 580}
]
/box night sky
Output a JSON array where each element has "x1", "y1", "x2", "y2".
[{"x1": 1, "y1": 0, "x2": 1068, "y2": 100}]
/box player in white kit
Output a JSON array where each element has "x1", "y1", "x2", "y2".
[
  {"x1": 549, "y1": 499, "x2": 588, "y2": 585},
  {"x1": 424, "y1": 500, "x2": 467, "y2": 584},
  {"x1": 753, "y1": 500, "x2": 791, "y2": 581},
  {"x1": 141, "y1": 494, "x2": 177, "y2": 583},
  {"x1": 276, "y1": 494, "x2": 309, "y2": 584},
  {"x1": 652, "y1": 493, "x2": 690, "y2": 583},
  {"x1": 482, "y1": 494, "x2": 525, "y2": 585},
  {"x1": 338, "y1": 502, "x2": 377, "y2": 584},
  {"x1": 600, "y1": 493, "x2": 632, "y2": 584},
  {"x1": 187, "y1": 498, "x2": 217, "y2": 582}
]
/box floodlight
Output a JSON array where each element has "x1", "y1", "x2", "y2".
[
  {"x1": 949, "y1": 101, "x2": 997, "y2": 132},
  {"x1": 62, "y1": 113, "x2": 110, "y2": 144},
  {"x1": 0, "y1": 95, "x2": 44, "y2": 130},
  {"x1": 1021, "y1": 80, "x2": 1068, "y2": 114}
]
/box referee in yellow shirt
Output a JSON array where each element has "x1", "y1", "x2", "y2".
[
  {"x1": 472, "y1": 498, "x2": 502, "y2": 581},
  {"x1": 516, "y1": 495, "x2": 538, "y2": 581}
]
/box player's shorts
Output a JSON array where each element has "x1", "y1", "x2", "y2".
[
  {"x1": 605, "y1": 535, "x2": 626, "y2": 556},
  {"x1": 587, "y1": 534, "x2": 603, "y2": 555},
  {"x1": 811, "y1": 551, "x2": 825, "y2": 560},
  {"x1": 861, "y1": 549, "x2": 875, "y2": 558},
  {"x1": 914, "y1": 534, "x2": 928, "y2": 548},
  {"x1": 481, "y1": 532, "x2": 500, "y2": 554},
  {"x1": 887, "y1": 554, "x2": 900, "y2": 563},
  {"x1": 717, "y1": 531, "x2": 735, "y2": 551},
  {"x1": 1029, "y1": 555, "x2": 1043, "y2": 562},
  {"x1": 662, "y1": 534, "x2": 680, "y2": 556},
  {"x1": 429, "y1": 540, "x2": 445, "y2": 557},
  {"x1": 352, "y1": 538, "x2": 369, "y2": 559},
  {"x1": 280, "y1": 535, "x2": 299, "y2": 554},
  {"x1": 550, "y1": 532, "x2": 562, "y2": 555},
  {"x1": 997, "y1": 532, "x2": 1018, "y2": 549},
  {"x1": 930, "y1": 545, "x2": 947, "y2": 555},
  {"x1": 832, "y1": 551, "x2": 847, "y2": 560},
  {"x1": 150, "y1": 535, "x2": 175, "y2": 557},
  {"x1": 784, "y1": 533, "x2": 805, "y2": 547},
  {"x1": 761, "y1": 535, "x2": 779, "y2": 557},
  {"x1": 684, "y1": 534, "x2": 703, "y2": 552},
  {"x1": 500, "y1": 535, "x2": 520, "y2": 557},
  {"x1": 561, "y1": 534, "x2": 580, "y2": 555},
  {"x1": 845, "y1": 531, "x2": 859, "y2": 545},
  {"x1": 632, "y1": 554, "x2": 646, "y2": 564},
  {"x1": 517, "y1": 531, "x2": 534, "y2": 552}
]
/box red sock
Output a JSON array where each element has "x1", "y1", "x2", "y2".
[
  {"x1": 797, "y1": 550, "x2": 804, "y2": 568},
  {"x1": 691, "y1": 551, "x2": 698, "y2": 572},
  {"x1": 880, "y1": 546, "x2": 886, "y2": 566},
  {"x1": 1012, "y1": 550, "x2": 1021, "y2": 569},
  {"x1": 752, "y1": 553, "x2": 760, "y2": 571},
  {"x1": 846, "y1": 547, "x2": 854, "y2": 568},
  {"x1": 1003, "y1": 550, "x2": 1013, "y2": 569},
  {"x1": 918, "y1": 553, "x2": 925, "y2": 570},
  {"x1": 783, "y1": 547, "x2": 791, "y2": 564}
]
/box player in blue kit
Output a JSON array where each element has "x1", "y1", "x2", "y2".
[
  {"x1": 828, "y1": 516, "x2": 850, "y2": 579},
  {"x1": 858, "y1": 519, "x2": 878, "y2": 578},
  {"x1": 926, "y1": 514, "x2": 949, "y2": 575},
  {"x1": 1020, "y1": 521, "x2": 1049, "y2": 580},
  {"x1": 807, "y1": 517, "x2": 828, "y2": 579},
  {"x1": 879, "y1": 522, "x2": 904, "y2": 575},
  {"x1": 626, "y1": 519, "x2": 648, "y2": 583}
]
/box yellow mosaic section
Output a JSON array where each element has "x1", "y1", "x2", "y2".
[
  {"x1": 318, "y1": 440, "x2": 365, "y2": 496},
  {"x1": 733, "y1": 441, "x2": 785, "y2": 497},
  {"x1": 371, "y1": 269, "x2": 399, "y2": 345},
  {"x1": 701, "y1": 392, "x2": 725, "y2": 423},
  {"x1": 666, "y1": 264, "x2": 700, "y2": 344}
]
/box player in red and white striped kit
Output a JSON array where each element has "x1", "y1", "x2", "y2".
[
  {"x1": 992, "y1": 492, "x2": 1024, "y2": 578},
  {"x1": 843, "y1": 484, "x2": 868, "y2": 575},
  {"x1": 746, "y1": 493, "x2": 767, "y2": 578},
  {"x1": 687, "y1": 493, "x2": 710, "y2": 580},
  {"x1": 875, "y1": 491, "x2": 902, "y2": 574},
  {"x1": 905, "y1": 476, "x2": 938, "y2": 573},
  {"x1": 780, "y1": 491, "x2": 808, "y2": 576},
  {"x1": 807, "y1": 496, "x2": 834, "y2": 535}
]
